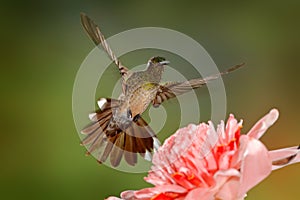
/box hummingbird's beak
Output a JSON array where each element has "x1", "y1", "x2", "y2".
[{"x1": 159, "y1": 60, "x2": 170, "y2": 65}]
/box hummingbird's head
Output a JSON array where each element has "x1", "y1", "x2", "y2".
[{"x1": 147, "y1": 56, "x2": 170, "y2": 68}]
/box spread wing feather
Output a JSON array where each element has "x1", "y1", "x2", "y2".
[
  {"x1": 80, "y1": 13, "x2": 129, "y2": 79},
  {"x1": 153, "y1": 63, "x2": 245, "y2": 107}
]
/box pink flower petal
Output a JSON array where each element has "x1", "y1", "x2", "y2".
[
  {"x1": 214, "y1": 168, "x2": 241, "y2": 180},
  {"x1": 272, "y1": 153, "x2": 300, "y2": 170},
  {"x1": 185, "y1": 188, "x2": 213, "y2": 200},
  {"x1": 270, "y1": 146, "x2": 300, "y2": 170},
  {"x1": 238, "y1": 135, "x2": 272, "y2": 196},
  {"x1": 247, "y1": 109, "x2": 279, "y2": 139},
  {"x1": 134, "y1": 185, "x2": 187, "y2": 199},
  {"x1": 106, "y1": 197, "x2": 123, "y2": 200},
  {"x1": 224, "y1": 114, "x2": 240, "y2": 142},
  {"x1": 212, "y1": 168, "x2": 241, "y2": 199},
  {"x1": 120, "y1": 190, "x2": 135, "y2": 200},
  {"x1": 218, "y1": 150, "x2": 236, "y2": 170},
  {"x1": 269, "y1": 146, "x2": 299, "y2": 161},
  {"x1": 215, "y1": 177, "x2": 241, "y2": 200}
]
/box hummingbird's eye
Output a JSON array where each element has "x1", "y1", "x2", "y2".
[{"x1": 127, "y1": 109, "x2": 132, "y2": 119}]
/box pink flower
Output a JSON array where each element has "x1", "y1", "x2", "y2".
[{"x1": 107, "y1": 109, "x2": 300, "y2": 200}]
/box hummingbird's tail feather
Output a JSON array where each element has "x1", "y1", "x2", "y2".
[
  {"x1": 80, "y1": 98, "x2": 160, "y2": 167},
  {"x1": 128, "y1": 117, "x2": 160, "y2": 155},
  {"x1": 123, "y1": 133, "x2": 138, "y2": 165},
  {"x1": 80, "y1": 98, "x2": 117, "y2": 153},
  {"x1": 109, "y1": 118, "x2": 159, "y2": 167},
  {"x1": 80, "y1": 13, "x2": 129, "y2": 77}
]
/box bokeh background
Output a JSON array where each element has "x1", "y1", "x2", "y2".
[{"x1": 1, "y1": 0, "x2": 299, "y2": 199}]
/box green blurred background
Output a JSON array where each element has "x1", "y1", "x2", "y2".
[{"x1": 1, "y1": 0, "x2": 299, "y2": 199}]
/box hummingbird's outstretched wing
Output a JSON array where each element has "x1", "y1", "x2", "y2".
[
  {"x1": 80, "y1": 13, "x2": 129, "y2": 78},
  {"x1": 81, "y1": 98, "x2": 159, "y2": 167},
  {"x1": 152, "y1": 63, "x2": 245, "y2": 107}
]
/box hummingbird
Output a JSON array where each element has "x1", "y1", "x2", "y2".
[{"x1": 79, "y1": 13, "x2": 245, "y2": 167}]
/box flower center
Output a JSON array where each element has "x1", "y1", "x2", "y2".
[
  {"x1": 172, "y1": 172, "x2": 202, "y2": 188},
  {"x1": 216, "y1": 127, "x2": 241, "y2": 155},
  {"x1": 151, "y1": 192, "x2": 181, "y2": 200}
]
